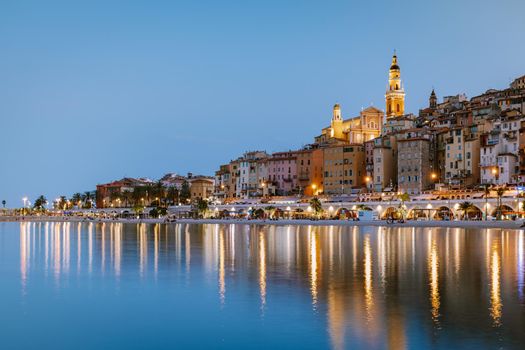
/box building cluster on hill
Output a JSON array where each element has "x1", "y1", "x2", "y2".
[
  {"x1": 94, "y1": 54, "x2": 525, "y2": 207},
  {"x1": 213, "y1": 54, "x2": 525, "y2": 201},
  {"x1": 95, "y1": 173, "x2": 214, "y2": 208}
]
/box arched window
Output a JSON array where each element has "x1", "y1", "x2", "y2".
[
  {"x1": 397, "y1": 104, "x2": 400, "y2": 112},
  {"x1": 396, "y1": 84, "x2": 399, "y2": 90}
]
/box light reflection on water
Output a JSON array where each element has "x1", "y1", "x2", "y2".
[{"x1": 7, "y1": 222, "x2": 525, "y2": 349}]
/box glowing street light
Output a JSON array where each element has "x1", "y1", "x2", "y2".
[{"x1": 492, "y1": 167, "x2": 499, "y2": 184}]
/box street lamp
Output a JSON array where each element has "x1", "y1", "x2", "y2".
[
  {"x1": 492, "y1": 167, "x2": 498, "y2": 184},
  {"x1": 312, "y1": 184, "x2": 317, "y2": 196},
  {"x1": 365, "y1": 176, "x2": 371, "y2": 192}
]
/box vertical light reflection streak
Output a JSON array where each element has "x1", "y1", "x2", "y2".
[
  {"x1": 77, "y1": 222, "x2": 81, "y2": 273},
  {"x1": 490, "y1": 238, "x2": 502, "y2": 327},
  {"x1": 259, "y1": 231, "x2": 267, "y2": 313},
  {"x1": 352, "y1": 228, "x2": 357, "y2": 273},
  {"x1": 454, "y1": 229, "x2": 460, "y2": 277},
  {"x1": 45, "y1": 223, "x2": 49, "y2": 272},
  {"x1": 63, "y1": 223, "x2": 70, "y2": 274},
  {"x1": 101, "y1": 223, "x2": 106, "y2": 273},
  {"x1": 88, "y1": 223, "x2": 93, "y2": 274},
  {"x1": 140, "y1": 223, "x2": 148, "y2": 278},
  {"x1": 54, "y1": 222, "x2": 61, "y2": 280},
  {"x1": 364, "y1": 234, "x2": 373, "y2": 321},
  {"x1": 518, "y1": 231, "x2": 524, "y2": 301},
  {"x1": 428, "y1": 236, "x2": 440, "y2": 326},
  {"x1": 154, "y1": 224, "x2": 159, "y2": 278},
  {"x1": 218, "y1": 228, "x2": 226, "y2": 306},
  {"x1": 378, "y1": 228, "x2": 386, "y2": 288},
  {"x1": 110, "y1": 224, "x2": 114, "y2": 272},
  {"x1": 309, "y1": 228, "x2": 319, "y2": 308},
  {"x1": 20, "y1": 222, "x2": 28, "y2": 294},
  {"x1": 185, "y1": 225, "x2": 191, "y2": 275},
  {"x1": 114, "y1": 223, "x2": 122, "y2": 277}
]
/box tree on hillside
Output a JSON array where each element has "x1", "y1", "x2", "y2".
[
  {"x1": 154, "y1": 181, "x2": 166, "y2": 206},
  {"x1": 180, "y1": 181, "x2": 191, "y2": 204},
  {"x1": 167, "y1": 186, "x2": 180, "y2": 206},
  {"x1": 131, "y1": 186, "x2": 147, "y2": 207},
  {"x1": 2, "y1": 200, "x2": 6, "y2": 208}
]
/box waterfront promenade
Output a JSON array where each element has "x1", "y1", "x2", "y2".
[{"x1": 2, "y1": 215, "x2": 524, "y2": 230}]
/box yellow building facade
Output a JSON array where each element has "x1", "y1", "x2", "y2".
[{"x1": 315, "y1": 105, "x2": 383, "y2": 145}]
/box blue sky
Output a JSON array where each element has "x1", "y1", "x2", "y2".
[{"x1": 1, "y1": 0, "x2": 524, "y2": 206}]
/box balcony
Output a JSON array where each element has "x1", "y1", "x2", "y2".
[
  {"x1": 504, "y1": 132, "x2": 517, "y2": 140},
  {"x1": 464, "y1": 134, "x2": 477, "y2": 141},
  {"x1": 298, "y1": 173, "x2": 310, "y2": 181}
]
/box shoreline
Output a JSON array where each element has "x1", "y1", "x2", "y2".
[{"x1": 1, "y1": 216, "x2": 524, "y2": 230}]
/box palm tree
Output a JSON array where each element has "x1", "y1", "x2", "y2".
[
  {"x1": 496, "y1": 187, "x2": 505, "y2": 220},
  {"x1": 57, "y1": 196, "x2": 68, "y2": 210},
  {"x1": 309, "y1": 197, "x2": 323, "y2": 219},
  {"x1": 458, "y1": 201, "x2": 474, "y2": 220},
  {"x1": 71, "y1": 193, "x2": 82, "y2": 208},
  {"x1": 253, "y1": 208, "x2": 265, "y2": 219},
  {"x1": 355, "y1": 204, "x2": 371, "y2": 211},
  {"x1": 196, "y1": 198, "x2": 209, "y2": 218},
  {"x1": 81, "y1": 191, "x2": 94, "y2": 208},
  {"x1": 33, "y1": 195, "x2": 47, "y2": 211},
  {"x1": 398, "y1": 192, "x2": 410, "y2": 204},
  {"x1": 264, "y1": 206, "x2": 276, "y2": 219}
]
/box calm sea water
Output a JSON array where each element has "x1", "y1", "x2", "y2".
[{"x1": 1, "y1": 222, "x2": 524, "y2": 349}]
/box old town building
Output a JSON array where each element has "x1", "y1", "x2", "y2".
[
  {"x1": 442, "y1": 126, "x2": 480, "y2": 188},
  {"x1": 267, "y1": 151, "x2": 298, "y2": 195},
  {"x1": 397, "y1": 138, "x2": 432, "y2": 194},
  {"x1": 296, "y1": 147, "x2": 324, "y2": 196},
  {"x1": 322, "y1": 144, "x2": 366, "y2": 195}
]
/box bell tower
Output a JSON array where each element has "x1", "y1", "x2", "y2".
[
  {"x1": 429, "y1": 89, "x2": 437, "y2": 109},
  {"x1": 330, "y1": 103, "x2": 344, "y2": 139},
  {"x1": 385, "y1": 52, "x2": 405, "y2": 119}
]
